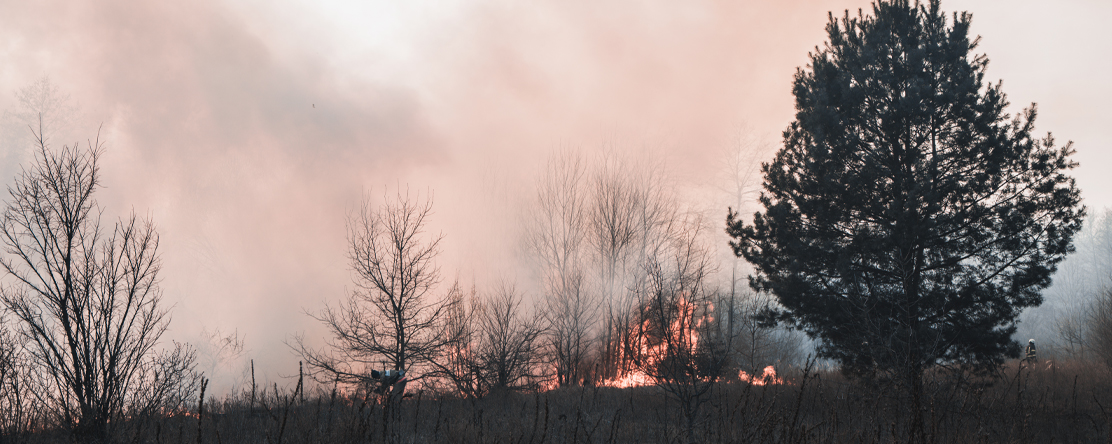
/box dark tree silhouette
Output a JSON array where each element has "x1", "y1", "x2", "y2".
[
  {"x1": 0, "y1": 127, "x2": 197, "y2": 443},
  {"x1": 472, "y1": 283, "x2": 546, "y2": 393},
  {"x1": 619, "y1": 213, "x2": 734, "y2": 444},
  {"x1": 296, "y1": 190, "x2": 449, "y2": 395},
  {"x1": 727, "y1": 0, "x2": 1083, "y2": 434},
  {"x1": 430, "y1": 280, "x2": 482, "y2": 398},
  {"x1": 432, "y1": 281, "x2": 546, "y2": 398}
]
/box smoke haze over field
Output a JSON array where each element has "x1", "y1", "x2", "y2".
[{"x1": 1, "y1": 0, "x2": 1109, "y2": 390}]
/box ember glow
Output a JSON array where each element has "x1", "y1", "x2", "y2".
[
  {"x1": 738, "y1": 366, "x2": 786, "y2": 386},
  {"x1": 599, "y1": 296, "x2": 703, "y2": 389},
  {"x1": 599, "y1": 369, "x2": 656, "y2": 389}
]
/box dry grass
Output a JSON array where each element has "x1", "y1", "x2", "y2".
[{"x1": 6, "y1": 359, "x2": 1111, "y2": 443}]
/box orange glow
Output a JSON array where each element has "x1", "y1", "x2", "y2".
[
  {"x1": 738, "y1": 365, "x2": 785, "y2": 386},
  {"x1": 599, "y1": 295, "x2": 703, "y2": 388},
  {"x1": 599, "y1": 371, "x2": 655, "y2": 388}
]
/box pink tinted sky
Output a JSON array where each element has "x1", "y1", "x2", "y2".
[{"x1": 0, "y1": 0, "x2": 1108, "y2": 388}]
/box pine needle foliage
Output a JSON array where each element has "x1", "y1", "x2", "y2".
[{"x1": 727, "y1": 0, "x2": 1084, "y2": 403}]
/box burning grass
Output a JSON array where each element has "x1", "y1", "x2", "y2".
[{"x1": 737, "y1": 365, "x2": 787, "y2": 386}]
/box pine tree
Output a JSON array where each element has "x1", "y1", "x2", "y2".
[{"x1": 726, "y1": 0, "x2": 1083, "y2": 429}]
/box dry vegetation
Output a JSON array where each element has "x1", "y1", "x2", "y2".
[
  {"x1": 2, "y1": 143, "x2": 1108, "y2": 443},
  {"x1": 0, "y1": 357, "x2": 1105, "y2": 443},
  {"x1": 1, "y1": 81, "x2": 1109, "y2": 442}
]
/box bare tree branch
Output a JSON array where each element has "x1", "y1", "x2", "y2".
[
  {"x1": 0, "y1": 125, "x2": 195, "y2": 442},
  {"x1": 296, "y1": 189, "x2": 449, "y2": 397}
]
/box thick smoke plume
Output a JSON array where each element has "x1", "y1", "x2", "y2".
[{"x1": 0, "y1": 0, "x2": 1108, "y2": 391}]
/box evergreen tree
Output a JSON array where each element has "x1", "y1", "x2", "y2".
[{"x1": 726, "y1": 0, "x2": 1083, "y2": 417}]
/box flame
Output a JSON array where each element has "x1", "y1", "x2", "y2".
[
  {"x1": 738, "y1": 365, "x2": 785, "y2": 386},
  {"x1": 599, "y1": 370, "x2": 655, "y2": 388},
  {"x1": 539, "y1": 295, "x2": 791, "y2": 390},
  {"x1": 600, "y1": 295, "x2": 702, "y2": 388}
]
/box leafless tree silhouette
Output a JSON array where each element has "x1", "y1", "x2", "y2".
[
  {"x1": 0, "y1": 126, "x2": 197, "y2": 443},
  {"x1": 430, "y1": 280, "x2": 482, "y2": 397},
  {"x1": 1090, "y1": 288, "x2": 1112, "y2": 369},
  {"x1": 0, "y1": 313, "x2": 43, "y2": 438},
  {"x1": 730, "y1": 290, "x2": 803, "y2": 376},
  {"x1": 472, "y1": 282, "x2": 546, "y2": 392},
  {"x1": 587, "y1": 153, "x2": 675, "y2": 381},
  {"x1": 297, "y1": 190, "x2": 449, "y2": 395},
  {"x1": 1054, "y1": 306, "x2": 1089, "y2": 360},
  {"x1": 432, "y1": 281, "x2": 547, "y2": 397},
  {"x1": 627, "y1": 213, "x2": 732, "y2": 444},
  {"x1": 525, "y1": 151, "x2": 598, "y2": 387}
]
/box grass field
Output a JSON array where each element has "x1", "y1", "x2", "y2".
[{"x1": 9, "y1": 358, "x2": 1107, "y2": 443}]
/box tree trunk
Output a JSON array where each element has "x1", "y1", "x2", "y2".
[{"x1": 907, "y1": 363, "x2": 925, "y2": 444}]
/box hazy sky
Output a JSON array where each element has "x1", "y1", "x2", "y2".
[{"x1": 1, "y1": 0, "x2": 1108, "y2": 389}]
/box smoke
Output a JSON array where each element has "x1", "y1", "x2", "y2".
[
  {"x1": 0, "y1": 0, "x2": 1108, "y2": 391},
  {"x1": 0, "y1": 0, "x2": 449, "y2": 388},
  {"x1": 1017, "y1": 208, "x2": 1112, "y2": 355}
]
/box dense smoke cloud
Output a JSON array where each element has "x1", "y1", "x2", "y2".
[{"x1": 0, "y1": 0, "x2": 1108, "y2": 390}]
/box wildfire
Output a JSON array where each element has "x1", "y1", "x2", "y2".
[
  {"x1": 599, "y1": 371, "x2": 655, "y2": 388},
  {"x1": 600, "y1": 296, "x2": 702, "y2": 388},
  {"x1": 738, "y1": 365, "x2": 785, "y2": 386},
  {"x1": 542, "y1": 294, "x2": 791, "y2": 390}
]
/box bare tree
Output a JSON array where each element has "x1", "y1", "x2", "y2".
[
  {"x1": 542, "y1": 271, "x2": 597, "y2": 387},
  {"x1": 473, "y1": 282, "x2": 546, "y2": 392},
  {"x1": 297, "y1": 190, "x2": 448, "y2": 393},
  {"x1": 0, "y1": 313, "x2": 44, "y2": 438},
  {"x1": 0, "y1": 128, "x2": 196, "y2": 442},
  {"x1": 628, "y1": 213, "x2": 731, "y2": 444},
  {"x1": 431, "y1": 280, "x2": 546, "y2": 397},
  {"x1": 587, "y1": 156, "x2": 639, "y2": 382},
  {"x1": 2, "y1": 77, "x2": 81, "y2": 181},
  {"x1": 730, "y1": 290, "x2": 803, "y2": 376},
  {"x1": 1089, "y1": 288, "x2": 1112, "y2": 369},
  {"x1": 715, "y1": 132, "x2": 804, "y2": 378},
  {"x1": 195, "y1": 328, "x2": 247, "y2": 394},
  {"x1": 588, "y1": 153, "x2": 652, "y2": 285},
  {"x1": 1054, "y1": 305, "x2": 1089, "y2": 360},
  {"x1": 1038, "y1": 208, "x2": 1112, "y2": 359},
  {"x1": 429, "y1": 279, "x2": 481, "y2": 398},
  {"x1": 525, "y1": 151, "x2": 598, "y2": 387},
  {"x1": 587, "y1": 152, "x2": 676, "y2": 381},
  {"x1": 127, "y1": 342, "x2": 201, "y2": 420}
]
